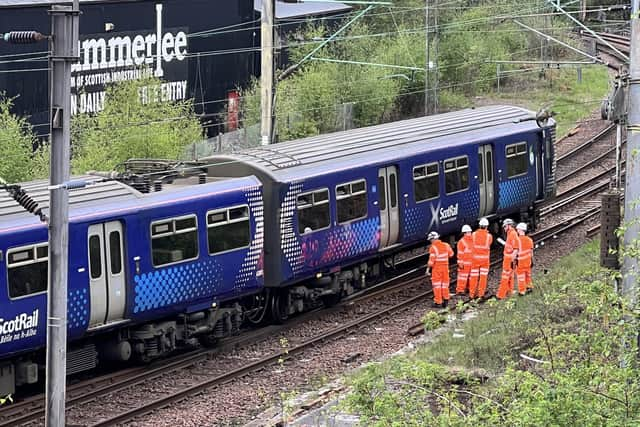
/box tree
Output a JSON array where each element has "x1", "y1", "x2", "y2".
[
  {"x1": 71, "y1": 77, "x2": 203, "y2": 173},
  {"x1": 0, "y1": 94, "x2": 47, "y2": 182}
]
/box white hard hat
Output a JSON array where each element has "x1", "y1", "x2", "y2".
[
  {"x1": 516, "y1": 222, "x2": 527, "y2": 232},
  {"x1": 479, "y1": 218, "x2": 489, "y2": 227},
  {"x1": 503, "y1": 218, "x2": 515, "y2": 227},
  {"x1": 461, "y1": 225, "x2": 472, "y2": 233},
  {"x1": 427, "y1": 231, "x2": 440, "y2": 240}
]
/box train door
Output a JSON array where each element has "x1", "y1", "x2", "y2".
[
  {"x1": 477, "y1": 145, "x2": 495, "y2": 217},
  {"x1": 378, "y1": 166, "x2": 399, "y2": 248},
  {"x1": 536, "y1": 134, "x2": 546, "y2": 199},
  {"x1": 88, "y1": 221, "x2": 126, "y2": 328}
]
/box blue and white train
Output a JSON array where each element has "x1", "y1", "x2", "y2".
[{"x1": 0, "y1": 105, "x2": 555, "y2": 395}]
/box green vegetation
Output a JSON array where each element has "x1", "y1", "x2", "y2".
[
  {"x1": 240, "y1": 0, "x2": 609, "y2": 143},
  {"x1": 0, "y1": 95, "x2": 48, "y2": 182},
  {"x1": 494, "y1": 66, "x2": 610, "y2": 137},
  {"x1": 71, "y1": 77, "x2": 202, "y2": 173},
  {"x1": 0, "y1": 78, "x2": 202, "y2": 184},
  {"x1": 344, "y1": 241, "x2": 640, "y2": 425}
]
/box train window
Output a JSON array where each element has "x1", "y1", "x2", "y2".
[
  {"x1": 389, "y1": 173, "x2": 398, "y2": 208},
  {"x1": 151, "y1": 215, "x2": 199, "y2": 266},
  {"x1": 444, "y1": 156, "x2": 469, "y2": 194},
  {"x1": 7, "y1": 244, "x2": 48, "y2": 299},
  {"x1": 297, "y1": 189, "x2": 330, "y2": 234},
  {"x1": 109, "y1": 231, "x2": 122, "y2": 275},
  {"x1": 506, "y1": 142, "x2": 528, "y2": 177},
  {"x1": 89, "y1": 235, "x2": 103, "y2": 279},
  {"x1": 208, "y1": 211, "x2": 226, "y2": 225},
  {"x1": 478, "y1": 153, "x2": 484, "y2": 184},
  {"x1": 336, "y1": 179, "x2": 367, "y2": 223},
  {"x1": 413, "y1": 162, "x2": 439, "y2": 203},
  {"x1": 378, "y1": 176, "x2": 386, "y2": 211},
  {"x1": 486, "y1": 153, "x2": 493, "y2": 182},
  {"x1": 207, "y1": 205, "x2": 250, "y2": 254}
]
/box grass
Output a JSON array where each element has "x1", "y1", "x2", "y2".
[
  {"x1": 492, "y1": 66, "x2": 610, "y2": 137},
  {"x1": 341, "y1": 240, "x2": 640, "y2": 425},
  {"x1": 415, "y1": 240, "x2": 600, "y2": 373}
]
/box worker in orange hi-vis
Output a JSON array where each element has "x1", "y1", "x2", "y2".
[
  {"x1": 468, "y1": 217, "x2": 493, "y2": 300},
  {"x1": 455, "y1": 225, "x2": 474, "y2": 295},
  {"x1": 425, "y1": 231, "x2": 454, "y2": 308},
  {"x1": 497, "y1": 218, "x2": 519, "y2": 299},
  {"x1": 515, "y1": 222, "x2": 534, "y2": 295}
]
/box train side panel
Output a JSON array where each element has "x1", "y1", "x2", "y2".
[{"x1": 277, "y1": 168, "x2": 381, "y2": 286}]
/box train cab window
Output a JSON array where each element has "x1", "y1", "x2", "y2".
[
  {"x1": 207, "y1": 205, "x2": 251, "y2": 254},
  {"x1": 506, "y1": 142, "x2": 528, "y2": 177},
  {"x1": 7, "y1": 244, "x2": 48, "y2": 299},
  {"x1": 444, "y1": 156, "x2": 469, "y2": 194},
  {"x1": 297, "y1": 189, "x2": 330, "y2": 234},
  {"x1": 336, "y1": 179, "x2": 368, "y2": 223},
  {"x1": 414, "y1": 163, "x2": 439, "y2": 202},
  {"x1": 151, "y1": 215, "x2": 199, "y2": 267}
]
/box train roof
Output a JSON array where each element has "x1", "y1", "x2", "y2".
[
  {"x1": 0, "y1": 175, "x2": 260, "y2": 233},
  {"x1": 204, "y1": 105, "x2": 550, "y2": 182}
]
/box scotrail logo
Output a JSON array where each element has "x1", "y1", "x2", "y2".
[
  {"x1": 428, "y1": 201, "x2": 459, "y2": 229},
  {"x1": 439, "y1": 203, "x2": 459, "y2": 224},
  {"x1": 0, "y1": 310, "x2": 39, "y2": 344}
]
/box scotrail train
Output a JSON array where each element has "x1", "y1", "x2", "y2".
[{"x1": 0, "y1": 105, "x2": 556, "y2": 396}]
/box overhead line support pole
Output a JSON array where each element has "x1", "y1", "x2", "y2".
[
  {"x1": 46, "y1": 1, "x2": 79, "y2": 426},
  {"x1": 424, "y1": 0, "x2": 429, "y2": 115},
  {"x1": 260, "y1": 0, "x2": 275, "y2": 146},
  {"x1": 622, "y1": 0, "x2": 640, "y2": 307}
]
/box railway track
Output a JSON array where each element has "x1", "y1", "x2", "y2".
[
  {"x1": 580, "y1": 31, "x2": 630, "y2": 69},
  {"x1": 90, "y1": 283, "x2": 433, "y2": 426},
  {"x1": 0, "y1": 251, "x2": 432, "y2": 427}
]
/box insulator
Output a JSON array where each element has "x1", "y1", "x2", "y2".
[
  {"x1": 3, "y1": 31, "x2": 46, "y2": 44},
  {"x1": 198, "y1": 173, "x2": 206, "y2": 185},
  {"x1": 153, "y1": 180, "x2": 162, "y2": 192},
  {"x1": 7, "y1": 187, "x2": 47, "y2": 223}
]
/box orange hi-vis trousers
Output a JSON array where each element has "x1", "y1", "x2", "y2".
[
  {"x1": 428, "y1": 240, "x2": 454, "y2": 305},
  {"x1": 497, "y1": 228, "x2": 519, "y2": 299},
  {"x1": 516, "y1": 266, "x2": 532, "y2": 293},
  {"x1": 497, "y1": 256, "x2": 516, "y2": 299},
  {"x1": 468, "y1": 259, "x2": 490, "y2": 298},
  {"x1": 455, "y1": 236, "x2": 473, "y2": 294},
  {"x1": 432, "y1": 266, "x2": 450, "y2": 305},
  {"x1": 516, "y1": 235, "x2": 534, "y2": 294},
  {"x1": 456, "y1": 264, "x2": 471, "y2": 294}
]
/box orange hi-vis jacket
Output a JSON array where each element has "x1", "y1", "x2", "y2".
[
  {"x1": 517, "y1": 235, "x2": 534, "y2": 268},
  {"x1": 457, "y1": 234, "x2": 474, "y2": 268},
  {"x1": 428, "y1": 240, "x2": 454, "y2": 268},
  {"x1": 504, "y1": 227, "x2": 519, "y2": 261},
  {"x1": 472, "y1": 229, "x2": 492, "y2": 263}
]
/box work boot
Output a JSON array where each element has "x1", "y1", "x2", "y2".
[{"x1": 443, "y1": 299, "x2": 449, "y2": 308}]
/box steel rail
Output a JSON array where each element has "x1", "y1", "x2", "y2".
[{"x1": 90, "y1": 286, "x2": 434, "y2": 426}]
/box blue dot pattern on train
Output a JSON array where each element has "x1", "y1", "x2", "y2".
[
  {"x1": 68, "y1": 288, "x2": 89, "y2": 330},
  {"x1": 497, "y1": 175, "x2": 535, "y2": 211},
  {"x1": 133, "y1": 259, "x2": 223, "y2": 313}
]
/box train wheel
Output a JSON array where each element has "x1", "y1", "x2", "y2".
[
  {"x1": 271, "y1": 290, "x2": 289, "y2": 324},
  {"x1": 321, "y1": 293, "x2": 341, "y2": 308},
  {"x1": 198, "y1": 334, "x2": 218, "y2": 348},
  {"x1": 245, "y1": 290, "x2": 269, "y2": 325}
]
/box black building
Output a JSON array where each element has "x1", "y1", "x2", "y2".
[{"x1": 0, "y1": 0, "x2": 350, "y2": 136}]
